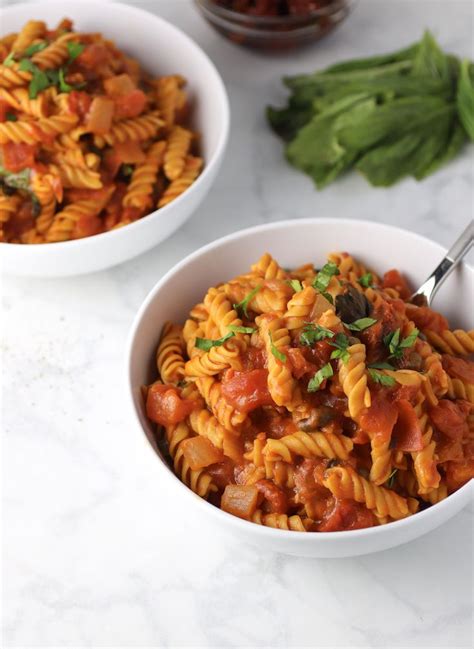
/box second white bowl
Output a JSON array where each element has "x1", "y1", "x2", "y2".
[{"x1": 1, "y1": 0, "x2": 229, "y2": 277}]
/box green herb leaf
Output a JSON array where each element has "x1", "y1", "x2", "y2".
[
  {"x1": 312, "y1": 262, "x2": 340, "y2": 293},
  {"x1": 227, "y1": 325, "x2": 256, "y2": 335},
  {"x1": 287, "y1": 279, "x2": 303, "y2": 292},
  {"x1": 368, "y1": 369, "x2": 396, "y2": 387},
  {"x1": 5, "y1": 112, "x2": 17, "y2": 122},
  {"x1": 23, "y1": 41, "x2": 47, "y2": 57},
  {"x1": 0, "y1": 165, "x2": 31, "y2": 191},
  {"x1": 329, "y1": 332, "x2": 351, "y2": 364},
  {"x1": 18, "y1": 58, "x2": 35, "y2": 72},
  {"x1": 368, "y1": 361, "x2": 395, "y2": 370},
  {"x1": 345, "y1": 317, "x2": 377, "y2": 332},
  {"x1": 384, "y1": 327, "x2": 419, "y2": 359},
  {"x1": 358, "y1": 272, "x2": 373, "y2": 288},
  {"x1": 307, "y1": 363, "x2": 333, "y2": 392},
  {"x1": 66, "y1": 41, "x2": 85, "y2": 62},
  {"x1": 18, "y1": 58, "x2": 51, "y2": 99},
  {"x1": 233, "y1": 284, "x2": 262, "y2": 318},
  {"x1": 121, "y1": 164, "x2": 134, "y2": 177},
  {"x1": 58, "y1": 67, "x2": 73, "y2": 93},
  {"x1": 321, "y1": 291, "x2": 334, "y2": 305},
  {"x1": 300, "y1": 324, "x2": 334, "y2": 346},
  {"x1": 387, "y1": 468, "x2": 398, "y2": 488},
  {"x1": 269, "y1": 331, "x2": 287, "y2": 363},
  {"x1": 3, "y1": 51, "x2": 15, "y2": 67},
  {"x1": 195, "y1": 332, "x2": 234, "y2": 351}
]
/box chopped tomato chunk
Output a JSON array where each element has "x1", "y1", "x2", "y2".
[
  {"x1": 445, "y1": 459, "x2": 474, "y2": 491},
  {"x1": 408, "y1": 305, "x2": 449, "y2": 334},
  {"x1": 441, "y1": 355, "x2": 474, "y2": 384},
  {"x1": 114, "y1": 89, "x2": 147, "y2": 120},
  {"x1": 360, "y1": 392, "x2": 398, "y2": 444},
  {"x1": 383, "y1": 269, "x2": 411, "y2": 300},
  {"x1": 317, "y1": 498, "x2": 377, "y2": 532},
  {"x1": 77, "y1": 43, "x2": 109, "y2": 69},
  {"x1": 2, "y1": 142, "x2": 36, "y2": 172},
  {"x1": 392, "y1": 400, "x2": 423, "y2": 451},
  {"x1": 287, "y1": 347, "x2": 317, "y2": 379},
  {"x1": 429, "y1": 399, "x2": 471, "y2": 440},
  {"x1": 221, "y1": 369, "x2": 274, "y2": 413},
  {"x1": 146, "y1": 383, "x2": 195, "y2": 426},
  {"x1": 67, "y1": 91, "x2": 92, "y2": 120},
  {"x1": 254, "y1": 479, "x2": 287, "y2": 514}
]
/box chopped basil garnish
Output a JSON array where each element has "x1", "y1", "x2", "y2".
[
  {"x1": 368, "y1": 369, "x2": 396, "y2": 387},
  {"x1": 384, "y1": 327, "x2": 419, "y2": 359},
  {"x1": 387, "y1": 468, "x2": 398, "y2": 488},
  {"x1": 195, "y1": 331, "x2": 234, "y2": 351},
  {"x1": 307, "y1": 362, "x2": 333, "y2": 392},
  {"x1": 300, "y1": 324, "x2": 334, "y2": 346},
  {"x1": 368, "y1": 361, "x2": 395, "y2": 370},
  {"x1": 358, "y1": 272, "x2": 373, "y2": 288},
  {"x1": 23, "y1": 41, "x2": 48, "y2": 57},
  {"x1": 269, "y1": 331, "x2": 286, "y2": 363},
  {"x1": 5, "y1": 112, "x2": 17, "y2": 122},
  {"x1": 3, "y1": 52, "x2": 15, "y2": 67},
  {"x1": 0, "y1": 165, "x2": 31, "y2": 191},
  {"x1": 312, "y1": 261, "x2": 340, "y2": 294},
  {"x1": 58, "y1": 67, "x2": 73, "y2": 92},
  {"x1": 120, "y1": 164, "x2": 134, "y2": 177},
  {"x1": 329, "y1": 332, "x2": 350, "y2": 364},
  {"x1": 66, "y1": 41, "x2": 85, "y2": 62},
  {"x1": 287, "y1": 279, "x2": 303, "y2": 292},
  {"x1": 227, "y1": 324, "x2": 256, "y2": 334},
  {"x1": 345, "y1": 317, "x2": 377, "y2": 332},
  {"x1": 233, "y1": 284, "x2": 262, "y2": 318}
]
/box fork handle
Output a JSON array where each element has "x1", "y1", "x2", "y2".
[{"x1": 411, "y1": 220, "x2": 474, "y2": 305}]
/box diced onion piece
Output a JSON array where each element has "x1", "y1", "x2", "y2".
[
  {"x1": 103, "y1": 73, "x2": 136, "y2": 97},
  {"x1": 221, "y1": 484, "x2": 259, "y2": 520},
  {"x1": 181, "y1": 436, "x2": 223, "y2": 470},
  {"x1": 86, "y1": 96, "x2": 114, "y2": 135}
]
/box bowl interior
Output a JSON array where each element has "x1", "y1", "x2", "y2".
[
  {"x1": 129, "y1": 218, "x2": 473, "y2": 462},
  {"x1": 1, "y1": 0, "x2": 227, "y2": 167}
]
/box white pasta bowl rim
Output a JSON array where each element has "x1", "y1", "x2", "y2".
[
  {"x1": 0, "y1": 0, "x2": 230, "y2": 266},
  {"x1": 126, "y1": 217, "x2": 473, "y2": 546}
]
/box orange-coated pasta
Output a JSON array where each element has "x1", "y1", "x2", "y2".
[
  {"x1": 0, "y1": 18, "x2": 203, "y2": 244},
  {"x1": 145, "y1": 254, "x2": 473, "y2": 532}
]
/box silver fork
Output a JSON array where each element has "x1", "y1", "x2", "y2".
[{"x1": 410, "y1": 220, "x2": 474, "y2": 306}]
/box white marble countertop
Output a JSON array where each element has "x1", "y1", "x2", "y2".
[{"x1": 2, "y1": 0, "x2": 474, "y2": 646}]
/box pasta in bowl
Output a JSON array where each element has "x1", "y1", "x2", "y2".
[
  {"x1": 0, "y1": 1, "x2": 229, "y2": 275},
  {"x1": 128, "y1": 219, "x2": 473, "y2": 557}
]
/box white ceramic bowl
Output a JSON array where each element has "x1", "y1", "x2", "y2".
[
  {"x1": 127, "y1": 218, "x2": 473, "y2": 558},
  {"x1": 1, "y1": 0, "x2": 229, "y2": 277}
]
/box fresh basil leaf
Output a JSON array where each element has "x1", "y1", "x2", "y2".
[
  {"x1": 18, "y1": 58, "x2": 35, "y2": 72},
  {"x1": 368, "y1": 361, "x2": 395, "y2": 370},
  {"x1": 307, "y1": 363, "x2": 333, "y2": 392},
  {"x1": 358, "y1": 272, "x2": 373, "y2": 288},
  {"x1": 3, "y1": 52, "x2": 15, "y2": 67},
  {"x1": 269, "y1": 331, "x2": 287, "y2": 363},
  {"x1": 329, "y1": 332, "x2": 351, "y2": 364},
  {"x1": 58, "y1": 68, "x2": 73, "y2": 93},
  {"x1": 195, "y1": 332, "x2": 234, "y2": 351},
  {"x1": 23, "y1": 41, "x2": 47, "y2": 57},
  {"x1": 300, "y1": 324, "x2": 334, "y2": 346},
  {"x1": 227, "y1": 325, "x2": 256, "y2": 335},
  {"x1": 345, "y1": 317, "x2": 377, "y2": 332},
  {"x1": 368, "y1": 369, "x2": 396, "y2": 387},
  {"x1": 0, "y1": 165, "x2": 31, "y2": 190},
  {"x1": 66, "y1": 41, "x2": 85, "y2": 62},
  {"x1": 5, "y1": 112, "x2": 17, "y2": 122},
  {"x1": 233, "y1": 284, "x2": 262, "y2": 318},
  {"x1": 287, "y1": 279, "x2": 303, "y2": 292},
  {"x1": 312, "y1": 261, "x2": 340, "y2": 293},
  {"x1": 399, "y1": 328, "x2": 419, "y2": 349},
  {"x1": 321, "y1": 291, "x2": 334, "y2": 305},
  {"x1": 384, "y1": 327, "x2": 419, "y2": 359}
]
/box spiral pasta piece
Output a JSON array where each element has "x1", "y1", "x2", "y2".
[
  {"x1": 156, "y1": 322, "x2": 186, "y2": 385},
  {"x1": 163, "y1": 125, "x2": 193, "y2": 181},
  {"x1": 11, "y1": 20, "x2": 46, "y2": 53},
  {"x1": 102, "y1": 111, "x2": 163, "y2": 145},
  {"x1": 195, "y1": 376, "x2": 246, "y2": 431},
  {"x1": 166, "y1": 422, "x2": 216, "y2": 499},
  {"x1": 189, "y1": 408, "x2": 242, "y2": 462},
  {"x1": 45, "y1": 188, "x2": 113, "y2": 242},
  {"x1": 224, "y1": 279, "x2": 291, "y2": 316},
  {"x1": 258, "y1": 315, "x2": 297, "y2": 407},
  {"x1": 0, "y1": 63, "x2": 32, "y2": 89},
  {"x1": 284, "y1": 286, "x2": 317, "y2": 331},
  {"x1": 338, "y1": 343, "x2": 371, "y2": 420},
  {"x1": 30, "y1": 172, "x2": 59, "y2": 234},
  {"x1": 425, "y1": 329, "x2": 474, "y2": 356},
  {"x1": 411, "y1": 399, "x2": 441, "y2": 493},
  {"x1": 31, "y1": 32, "x2": 78, "y2": 69},
  {"x1": 323, "y1": 466, "x2": 411, "y2": 520},
  {"x1": 446, "y1": 376, "x2": 474, "y2": 404},
  {"x1": 0, "y1": 113, "x2": 78, "y2": 144},
  {"x1": 251, "y1": 510, "x2": 309, "y2": 531},
  {"x1": 251, "y1": 253, "x2": 287, "y2": 280},
  {"x1": 154, "y1": 74, "x2": 186, "y2": 127},
  {"x1": 263, "y1": 431, "x2": 353, "y2": 462},
  {"x1": 52, "y1": 162, "x2": 103, "y2": 190},
  {"x1": 122, "y1": 140, "x2": 166, "y2": 209},
  {"x1": 185, "y1": 339, "x2": 242, "y2": 378},
  {"x1": 0, "y1": 87, "x2": 49, "y2": 118},
  {"x1": 157, "y1": 156, "x2": 203, "y2": 208}
]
